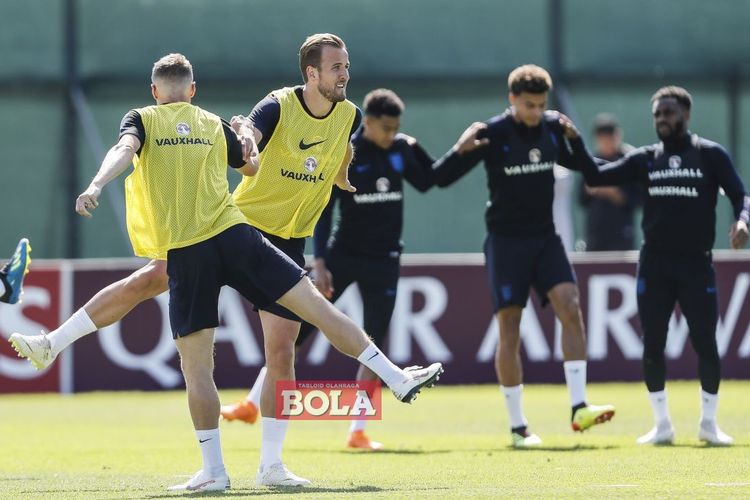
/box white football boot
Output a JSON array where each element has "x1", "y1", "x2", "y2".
[
  {"x1": 390, "y1": 363, "x2": 443, "y2": 403},
  {"x1": 699, "y1": 420, "x2": 734, "y2": 446},
  {"x1": 167, "y1": 469, "x2": 230, "y2": 492},
  {"x1": 9, "y1": 332, "x2": 55, "y2": 370},
  {"x1": 511, "y1": 429, "x2": 543, "y2": 448},
  {"x1": 636, "y1": 420, "x2": 675, "y2": 445},
  {"x1": 256, "y1": 463, "x2": 311, "y2": 487}
]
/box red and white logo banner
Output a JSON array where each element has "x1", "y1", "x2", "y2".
[{"x1": 275, "y1": 380, "x2": 382, "y2": 420}]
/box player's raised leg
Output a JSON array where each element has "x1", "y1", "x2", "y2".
[
  {"x1": 547, "y1": 282, "x2": 615, "y2": 432},
  {"x1": 10, "y1": 259, "x2": 168, "y2": 370},
  {"x1": 277, "y1": 277, "x2": 443, "y2": 403}
]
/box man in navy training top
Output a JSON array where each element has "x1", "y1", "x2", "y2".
[
  {"x1": 431, "y1": 64, "x2": 615, "y2": 448},
  {"x1": 582, "y1": 86, "x2": 749, "y2": 446}
]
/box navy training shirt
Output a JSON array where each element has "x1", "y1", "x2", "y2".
[
  {"x1": 313, "y1": 130, "x2": 436, "y2": 258},
  {"x1": 432, "y1": 110, "x2": 592, "y2": 237},
  {"x1": 584, "y1": 133, "x2": 750, "y2": 253}
]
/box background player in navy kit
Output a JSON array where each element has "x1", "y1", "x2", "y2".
[
  {"x1": 432, "y1": 64, "x2": 615, "y2": 447},
  {"x1": 581, "y1": 86, "x2": 749, "y2": 446},
  {"x1": 222, "y1": 89, "x2": 438, "y2": 451},
  {"x1": 578, "y1": 114, "x2": 641, "y2": 251},
  {"x1": 309, "y1": 88, "x2": 436, "y2": 450}
]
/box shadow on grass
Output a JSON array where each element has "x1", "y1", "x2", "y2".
[
  {"x1": 507, "y1": 444, "x2": 620, "y2": 452},
  {"x1": 668, "y1": 443, "x2": 750, "y2": 449},
  {"x1": 142, "y1": 484, "x2": 385, "y2": 498},
  {"x1": 335, "y1": 448, "x2": 454, "y2": 455},
  {"x1": 297, "y1": 445, "x2": 622, "y2": 455}
]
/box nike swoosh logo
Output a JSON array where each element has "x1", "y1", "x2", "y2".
[
  {"x1": 367, "y1": 352, "x2": 380, "y2": 361},
  {"x1": 199, "y1": 438, "x2": 211, "y2": 443},
  {"x1": 299, "y1": 138, "x2": 326, "y2": 150},
  {"x1": 186, "y1": 479, "x2": 215, "y2": 491}
]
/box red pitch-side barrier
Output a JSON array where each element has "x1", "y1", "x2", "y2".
[{"x1": 1, "y1": 253, "x2": 749, "y2": 393}]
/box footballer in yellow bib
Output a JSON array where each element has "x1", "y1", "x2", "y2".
[
  {"x1": 232, "y1": 86, "x2": 359, "y2": 239},
  {"x1": 125, "y1": 102, "x2": 247, "y2": 259}
]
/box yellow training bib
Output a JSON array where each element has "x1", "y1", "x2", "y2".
[
  {"x1": 232, "y1": 87, "x2": 356, "y2": 238},
  {"x1": 125, "y1": 102, "x2": 246, "y2": 259}
]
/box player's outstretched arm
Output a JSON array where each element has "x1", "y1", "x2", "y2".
[
  {"x1": 76, "y1": 134, "x2": 140, "y2": 218},
  {"x1": 401, "y1": 135, "x2": 437, "y2": 192},
  {"x1": 710, "y1": 144, "x2": 750, "y2": 250},
  {"x1": 432, "y1": 122, "x2": 487, "y2": 188},
  {"x1": 334, "y1": 142, "x2": 356, "y2": 192}
]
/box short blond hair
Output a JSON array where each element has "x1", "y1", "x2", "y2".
[
  {"x1": 299, "y1": 33, "x2": 346, "y2": 82},
  {"x1": 507, "y1": 64, "x2": 552, "y2": 95},
  {"x1": 151, "y1": 53, "x2": 193, "y2": 85}
]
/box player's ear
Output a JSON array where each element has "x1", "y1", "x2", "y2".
[
  {"x1": 307, "y1": 65, "x2": 318, "y2": 82},
  {"x1": 151, "y1": 84, "x2": 158, "y2": 101},
  {"x1": 508, "y1": 92, "x2": 516, "y2": 107},
  {"x1": 189, "y1": 82, "x2": 196, "y2": 98}
]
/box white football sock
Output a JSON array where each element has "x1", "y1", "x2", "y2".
[
  {"x1": 246, "y1": 366, "x2": 267, "y2": 406},
  {"x1": 260, "y1": 417, "x2": 288, "y2": 468},
  {"x1": 48, "y1": 308, "x2": 97, "y2": 357},
  {"x1": 563, "y1": 360, "x2": 587, "y2": 407},
  {"x1": 195, "y1": 428, "x2": 225, "y2": 477},
  {"x1": 647, "y1": 390, "x2": 671, "y2": 424},
  {"x1": 700, "y1": 390, "x2": 719, "y2": 422},
  {"x1": 349, "y1": 419, "x2": 367, "y2": 433},
  {"x1": 357, "y1": 344, "x2": 404, "y2": 389},
  {"x1": 501, "y1": 385, "x2": 528, "y2": 429}
]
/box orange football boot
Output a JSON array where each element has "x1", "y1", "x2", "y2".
[
  {"x1": 220, "y1": 400, "x2": 258, "y2": 424},
  {"x1": 346, "y1": 430, "x2": 383, "y2": 451}
]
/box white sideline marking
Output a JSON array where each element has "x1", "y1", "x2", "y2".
[{"x1": 705, "y1": 483, "x2": 750, "y2": 487}]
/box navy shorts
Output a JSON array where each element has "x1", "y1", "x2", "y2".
[
  {"x1": 296, "y1": 247, "x2": 400, "y2": 347},
  {"x1": 484, "y1": 232, "x2": 575, "y2": 312},
  {"x1": 166, "y1": 223, "x2": 306, "y2": 337},
  {"x1": 254, "y1": 230, "x2": 307, "y2": 322}
]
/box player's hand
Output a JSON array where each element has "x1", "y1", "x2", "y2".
[
  {"x1": 239, "y1": 130, "x2": 259, "y2": 164},
  {"x1": 311, "y1": 258, "x2": 334, "y2": 298},
  {"x1": 454, "y1": 122, "x2": 489, "y2": 154},
  {"x1": 400, "y1": 133, "x2": 418, "y2": 146},
  {"x1": 336, "y1": 177, "x2": 357, "y2": 192},
  {"x1": 729, "y1": 220, "x2": 749, "y2": 249},
  {"x1": 230, "y1": 115, "x2": 252, "y2": 134},
  {"x1": 76, "y1": 185, "x2": 101, "y2": 218},
  {"x1": 557, "y1": 113, "x2": 580, "y2": 139}
]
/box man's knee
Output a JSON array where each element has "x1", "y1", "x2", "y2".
[
  {"x1": 642, "y1": 347, "x2": 665, "y2": 367},
  {"x1": 498, "y1": 309, "x2": 522, "y2": 348},
  {"x1": 124, "y1": 261, "x2": 168, "y2": 299},
  {"x1": 555, "y1": 290, "x2": 582, "y2": 326},
  {"x1": 693, "y1": 337, "x2": 720, "y2": 363},
  {"x1": 265, "y1": 340, "x2": 296, "y2": 372}
]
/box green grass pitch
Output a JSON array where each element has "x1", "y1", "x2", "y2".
[{"x1": 1, "y1": 381, "x2": 748, "y2": 498}]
